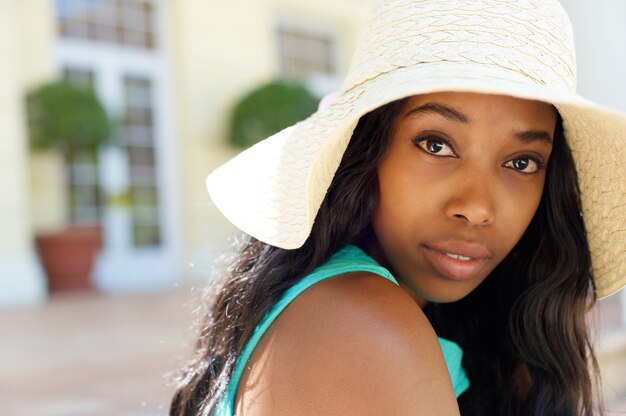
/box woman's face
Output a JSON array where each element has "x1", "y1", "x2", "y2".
[{"x1": 368, "y1": 92, "x2": 557, "y2": 307}]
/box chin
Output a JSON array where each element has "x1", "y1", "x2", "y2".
[
  {"x1": 426, "y1": 292, "x2": 469, "y2": 304},
  {"x1": 422, "y1": 283, "x2": 481, "y2": 304}
]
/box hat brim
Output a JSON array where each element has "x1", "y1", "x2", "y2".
[{"x1": 207, "y1": 62, "x2": 626, "y2": 299}]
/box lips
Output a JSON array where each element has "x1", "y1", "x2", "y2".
[{"x1": 422, "y1": 241, "x2": 492, "y2": 281}]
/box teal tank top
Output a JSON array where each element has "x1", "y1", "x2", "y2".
[{"x1": 214, "y1": 245, "x2": 470, "y2": 415}]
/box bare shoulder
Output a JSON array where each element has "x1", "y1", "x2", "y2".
[{"x1": 236, "y1": 272, "x2": 460, "y2": 415}]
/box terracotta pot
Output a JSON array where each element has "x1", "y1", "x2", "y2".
[{"x1": 34, "y1": 225, "x2": 103, "y2": 293}]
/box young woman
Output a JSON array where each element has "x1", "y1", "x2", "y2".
[{"x1": 171, "y1": 0, "x2": 626, "y2": 415}]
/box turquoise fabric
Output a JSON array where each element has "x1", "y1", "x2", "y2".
[{"x1": 214, "y1": 245, "x2": 470, "y2": 415}]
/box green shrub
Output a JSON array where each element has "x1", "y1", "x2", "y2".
[
  {"x1": 26, "y1": 80, "x2": 112, "y2": 158},
  {"x1": 229, "y1": 80, "x2": 318, "y2": 148}
]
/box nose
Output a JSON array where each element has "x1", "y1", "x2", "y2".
[{"x1": 443, "y1": 174, "x2": 495, "y2": 226}]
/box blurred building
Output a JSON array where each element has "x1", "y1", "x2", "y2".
[
  {"x1": 0, "y1": 0, "x2": 376, "y2": 306},
  {"x1": 0, "y1": 0, "x2": 624, "y2": 340}
]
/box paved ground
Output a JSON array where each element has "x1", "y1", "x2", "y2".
[
  {"x1": 1, "y1": 287, "x2": 624, "y2": 415},
  {"x1": 0, "y1": 287, "x2": 198, "y2": 416}
]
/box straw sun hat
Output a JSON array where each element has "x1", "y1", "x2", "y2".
[{"x1": 207, "y1": 0, "x2": 626, "y2": 298}]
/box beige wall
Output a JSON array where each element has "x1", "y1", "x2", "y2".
[
  {"x1": 20, "y1": 0, "x2": 66, "y2": 234},
  {"x1": 13, "y1": 0, "x2": 65, "y2": 235},
  {"x1": 0, "y1": 0, "x2": 56, "y2": 305},
  {"x1": 29, "y1": 153, "x2": 66, "y2": 233},
  {"x1": 170, "y1": 0, "x2": 376, "y2": 278}
]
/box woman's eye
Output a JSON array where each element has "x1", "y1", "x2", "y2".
[
  {"x1": 504, "y1": 157, "x2": 544, "y2": 174},
  {"x1": 413, "y1": 137, "x2": 457, "y2": 157}
]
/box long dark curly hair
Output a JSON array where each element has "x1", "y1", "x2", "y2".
[{"x1": 170, "y1": 97, "x2": 601, "y2": 415}]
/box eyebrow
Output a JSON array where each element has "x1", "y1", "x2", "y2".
[
  {"x1": 405, "y1": 101, "x2": 554, "y2": 146},
  {"x1": 514, "y1": 130, "x2": 553, "y2": 146},
  {"x1": 404, "y1": 102, "x2": 470, "y2": 123}
]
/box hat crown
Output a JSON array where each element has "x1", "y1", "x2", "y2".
[{"x1": 342, "y1": 0, "x2": 577, "y2": 93}]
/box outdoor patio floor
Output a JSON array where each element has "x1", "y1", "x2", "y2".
[
  {"x1": 0, "y1": 287, "x2": 197, "y2": 416},
  {"x1": 1, "y1": 286, "x2": 625, "y2": 415}
]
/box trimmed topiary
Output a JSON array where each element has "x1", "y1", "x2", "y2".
[
  {"x1": 26, "y1": 80, "x2": 113, "y2": 196},
  {"x1": 26, "y1": 80, "x2": 112, "y2": 157},
  {"x1": 228, "y1": 80, "x2": 318, "y2": 149}
]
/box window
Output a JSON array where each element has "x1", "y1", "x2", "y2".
[
  {"x1": 56, "y1": 0, "x2": 156, "y2": 49},
  {"x1": 121, "y1": 75, "x2": 161, "y2": 247},
  {"x1": 63, "y1": 67, "x2": 94, "y2": 87},
  {"x1": 277, "y1": 26, "x2": 337, "y2": 81}
]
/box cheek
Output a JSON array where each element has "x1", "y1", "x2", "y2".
[
  {"x1": 376, "y1": 158, "x2": 428, "y2": 217},
  {"x1": 373, "y1": 163, "x2": 416, "y2": 248},
  {"x1": 377, "y1": 150, "x2": 450, "y2": 209},
  {"x1": 373, "y1": 175, "x2": 407, "y2": 238},
  {"x1": 498, "y1": 177, "x2": 545, "y2": 247}
]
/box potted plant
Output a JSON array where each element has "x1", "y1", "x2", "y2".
[{"x1": 26, "y1": 80, "x2": 113, "y2": 293}]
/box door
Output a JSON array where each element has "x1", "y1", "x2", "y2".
[{"x1": 55, "y1": 0, "x2": 179, "y2": 292}]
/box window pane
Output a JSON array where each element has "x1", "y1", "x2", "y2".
[
  {"x1": 125, "y1": 77, "x2": 152, "y2": 107},
  {"x1": 70, "y1": 185, "x2": 100, "y2": 224},
  {"x1": 126, "y1": 107, "x2": 153, "y2": 126},
  {"x1": 129, "y1": 166, "x2": 157, "y2": 186},
  {"x1": 70, "y1": 164, "x2": 98, "y2": 185},
  {"x1": 122, "y1": 126, "x2": 153, "y2": 146},
  {"x1": 95, "y1": 23, "x2": 117, "y2": 43},
  {"x1": 132, "y1": 225, "x2": 160, "y2": 247},
  {"x1": 128, "y1": 147, "x2": 156, "y2": 167},
  {"x1": 63, "y1": 67, "x2": 94, "y2": 88},
  {"x1": 277, "y1": 26, "x2": 336, "y2": 80},
  {"x1": 65, "y1": 19, "x2": 89, "y2": 38},
  {"x1": 56, "y1": 0, "x2": 156, "y2": 50},
  {"x1": 122, "y1": 74, "x2": 161, "y2": 247},
  {"x1": 132, "y1": 205, "x2": 159, "y2": 225},
  {"x1": 131, "y1": 186, "x2": 157, "y2": 206}
]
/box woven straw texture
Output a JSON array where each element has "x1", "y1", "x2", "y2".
[{"x1": 207, "y1": 0, "x2": 626, "y2": 298}]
